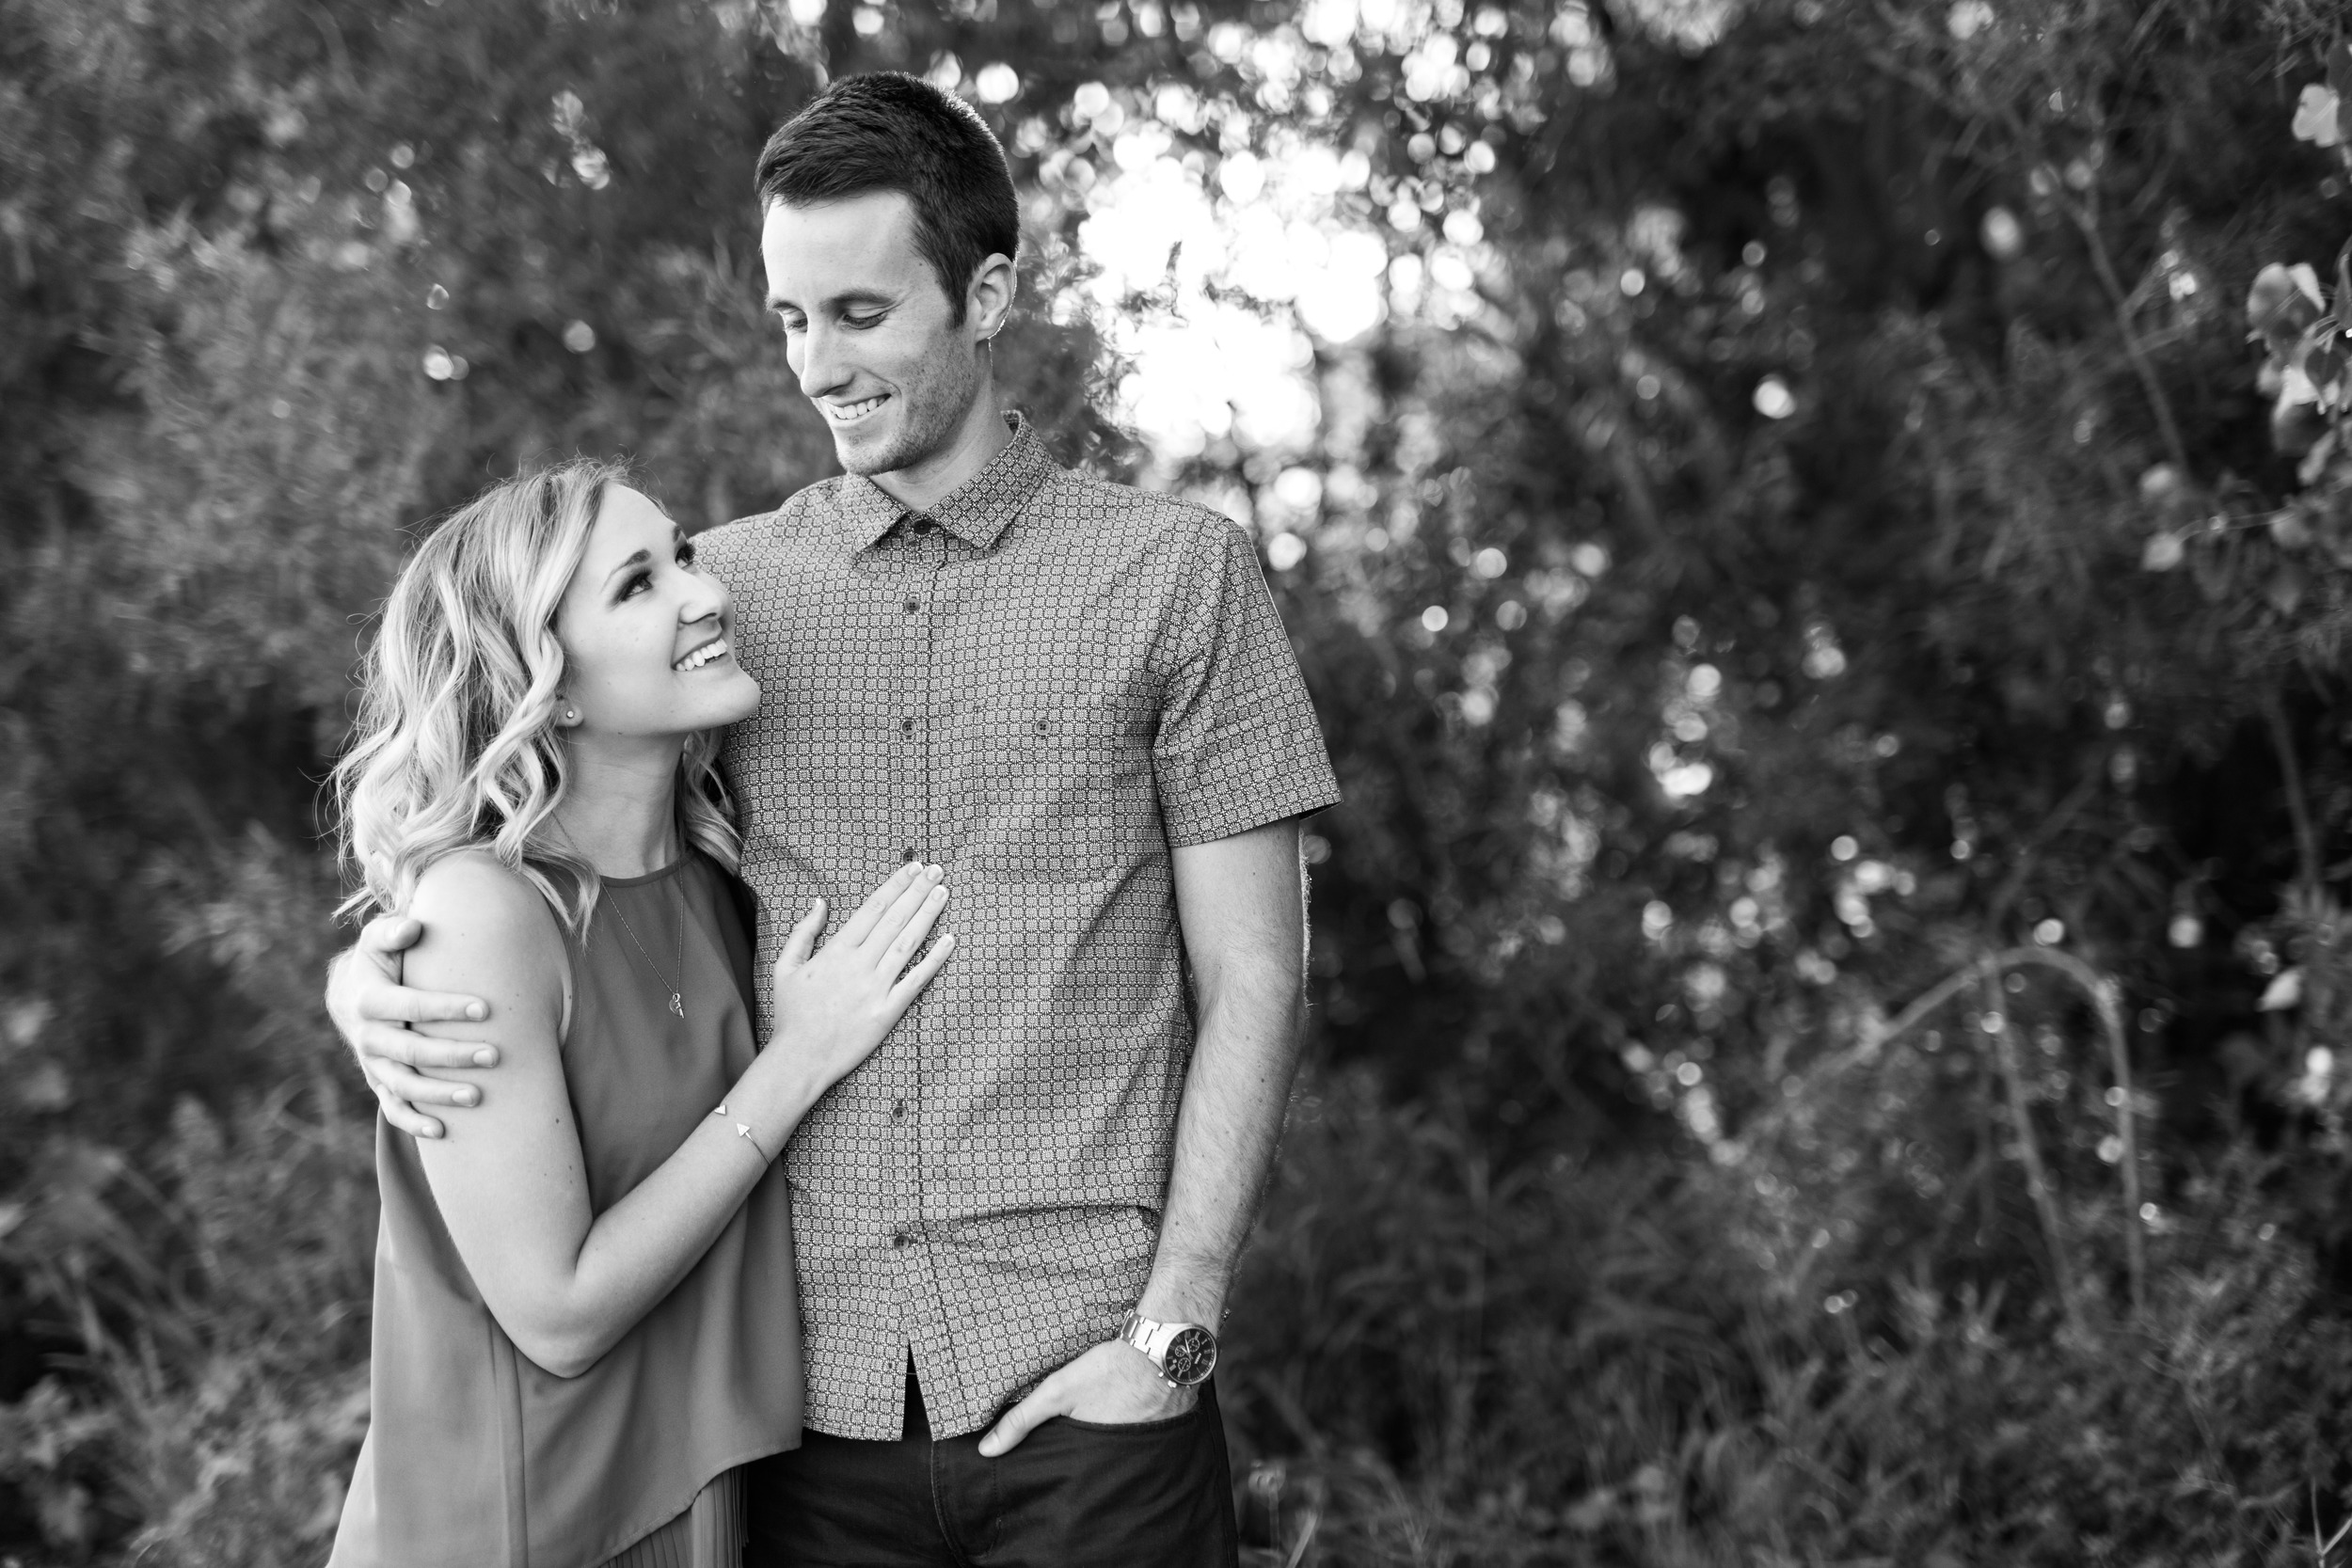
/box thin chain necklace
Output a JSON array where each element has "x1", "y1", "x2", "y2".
[
  {"x1": 607, "y1": 889, "x2": 687, "y2": 1021},
  {"x1": 551, "y1": 817, "x2": 689, "y2": 1020}
]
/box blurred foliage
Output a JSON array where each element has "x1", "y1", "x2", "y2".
[{"x1": 9, "y1": 0, "x2": 2352, "y2": 1560}]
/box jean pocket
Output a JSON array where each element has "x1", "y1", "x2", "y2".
[{"x1": 1054, "y1": 1406, "x2": 1199, "y2": 1436}]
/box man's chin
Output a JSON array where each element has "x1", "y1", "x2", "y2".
[{"x1": 830, "y1": 428, "x2": 905, "y2": 477}]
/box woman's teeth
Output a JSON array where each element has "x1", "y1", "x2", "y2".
[
  {"x1": 673, "y1": 639, "x2": 729, "y2": 672},
  {"x1": 826, "y1": 393, "x2": 888, "y2": 423}
]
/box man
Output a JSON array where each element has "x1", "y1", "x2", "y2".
[{"x1": 331, "y1": 72, "x2": 1338, "y2": 1565}]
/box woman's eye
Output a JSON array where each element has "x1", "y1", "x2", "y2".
[
  {"x1": 676, "y1": 541, "x2": 697, "y2": 568},
  {"x1": 618, "y1": 570, "x2": 652, "y2": 601}
]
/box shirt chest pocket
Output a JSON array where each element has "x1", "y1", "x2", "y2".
[{"x1": 964, "y1": 700, "x2": 1158, "y2": 881}]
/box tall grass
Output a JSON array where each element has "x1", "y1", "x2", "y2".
[{"x1": 1220, "y1": 1068, "x2": 2352, "y2": 1567}]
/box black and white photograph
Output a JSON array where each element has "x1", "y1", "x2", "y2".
[{"x1": 6, "y1": 1, "x2": 2352, "y2": 1563}]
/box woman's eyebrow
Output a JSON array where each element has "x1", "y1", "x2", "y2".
[{"x1": 600, "y1": 547, "x2": 652, "y2": 586}]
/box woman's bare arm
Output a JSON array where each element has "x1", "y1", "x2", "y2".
[{"x1": 404, "y1": 854, "x2": 949, "y2": 1377}]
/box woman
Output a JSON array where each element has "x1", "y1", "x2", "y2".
[{"x1": 326, "y1": 460, "x2": 949, "y2": 1567}]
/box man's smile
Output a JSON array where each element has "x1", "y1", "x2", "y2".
[{"x1": 824, "y1": 392, "x2": 890, "y2": 424}]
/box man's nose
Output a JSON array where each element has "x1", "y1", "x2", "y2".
[{"x1": 796, "y1": 321, "x2": 847, "y2": 399}]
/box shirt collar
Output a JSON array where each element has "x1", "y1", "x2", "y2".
[{"x1": 836, "y1": 412, "x2": 1053, "y2": 553}]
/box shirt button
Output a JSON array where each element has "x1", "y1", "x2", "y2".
[
  {"x1": 903, "y1": 846, "x2": 918, "y2": 862},
  {"x1": 905, "y1": 597, "x2": 920, "y2": 613},
  {"x1": 891, "y1": 1230, "x2": 910, "y2": 1248},
  {"x1": 893, "y1": 1099, "x2": 907, "y2": 1118},
  {"x1": 900, "y1": 716, "x2": 914, "y2": 736},
  {"x1": 911, "y1": 518, "x2": 936, "y2": 535}
]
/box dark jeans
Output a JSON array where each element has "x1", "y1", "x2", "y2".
[{"x1": 742, "y1": 1368, "x2": 1238, "y2": 1568}]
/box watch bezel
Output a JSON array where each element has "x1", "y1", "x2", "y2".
[{"x1": 1158, "y1": 1323, "x2": 1217, "y2": 1387}]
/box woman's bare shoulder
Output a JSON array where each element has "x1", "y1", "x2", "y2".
[{"x1": 406, "y1": 850, "x2": 569, "y2": 995}]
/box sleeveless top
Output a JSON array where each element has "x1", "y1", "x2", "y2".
[{"x1": 331, "y1": 852, "x2": 801, "y2": 1568}]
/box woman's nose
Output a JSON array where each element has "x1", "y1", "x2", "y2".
[{"x1": 678, "y1": 575, "x2": 725, "y2": 623}]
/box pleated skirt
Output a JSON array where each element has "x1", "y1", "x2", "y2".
[{"x1": 599, "y1": 1467, "x2": 743, "y2": 1568}]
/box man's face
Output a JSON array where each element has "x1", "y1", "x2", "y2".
[{"x1": 761, "y1": 191, "x2": 981, "y2": 478}]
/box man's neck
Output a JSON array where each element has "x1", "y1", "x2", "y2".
[
  {"x1": 869, "y1": 390, "x2": 1013, "y2": 514},
  {"x1": 549, "y1": 739, "x2": 684, "y2": 879}
]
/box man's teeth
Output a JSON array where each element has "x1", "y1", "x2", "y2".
[
  {"x1": 673, "y1": 639, "x2": 728, "y2": 672},
  {"x1": 825, "y1": 393, "x2": 888, "y2": 422}
]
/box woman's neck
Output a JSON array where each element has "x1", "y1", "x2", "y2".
[{"x1": 549, "y1": 737, "x2": 683, "y2": 879}]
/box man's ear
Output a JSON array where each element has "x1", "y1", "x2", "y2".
[{"x1": 968, "y1": 250, "x2": 1017, "y2": 341}]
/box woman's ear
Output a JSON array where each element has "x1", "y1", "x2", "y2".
[{"x1": 555, "y1": 697, "x2": 584, "y2": 729}]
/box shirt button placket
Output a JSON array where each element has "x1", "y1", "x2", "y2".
[{"x1": 913, "y1": 521, "x2": 949, "y2": 1415}]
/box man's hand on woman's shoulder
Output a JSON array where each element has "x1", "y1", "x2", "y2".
[{"x1": 326, "y1": 909, "x2": 499, "y2": 1140}]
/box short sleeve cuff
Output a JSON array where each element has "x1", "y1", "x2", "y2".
[{"x1": 1157, "y1": 737, "x2": 1342, "y2": 847}]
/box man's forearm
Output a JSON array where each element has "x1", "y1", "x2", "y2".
[{"x1": 1141, "y1": 955, "x2": 1307, "y2": 1328}]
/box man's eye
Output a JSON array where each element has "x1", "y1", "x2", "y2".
[
  {"x1": 774, "y1": 314, "x2": 804, "y2": 334},
  {"x1": 844, "y1": 312, "x2": 884, "y2": 329}
]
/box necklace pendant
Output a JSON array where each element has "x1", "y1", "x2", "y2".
[{"x1": 670, "y1": 993, "x2": 686, "y2": 1020}]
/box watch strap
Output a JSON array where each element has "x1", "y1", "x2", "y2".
[{"x1": 1118, "y1": 1308, "x2": 1216, "y2": 1386}]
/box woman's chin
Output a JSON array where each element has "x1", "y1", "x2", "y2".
[{"x1": 700, "y1": 669, "x2": 762, "y2": 728}]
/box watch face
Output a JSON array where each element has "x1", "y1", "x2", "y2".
[{"x1": 1161, "y1": 1325, "x2": 1217, "y2": 1386}]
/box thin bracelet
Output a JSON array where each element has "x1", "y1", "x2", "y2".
[{"x1": 710, "y1": 1102, "x2": 772, "y2": 1164}]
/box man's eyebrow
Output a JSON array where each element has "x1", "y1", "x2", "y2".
[{"x1": 765, "y1": 287, "x2": 899, "y2": 312}]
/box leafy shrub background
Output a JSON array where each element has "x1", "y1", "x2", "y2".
[{"x1": 8, "y1": 0, "x2": 2352, "y2": 1562}]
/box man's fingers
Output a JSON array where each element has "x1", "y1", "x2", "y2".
[
  {"x1": 837, "y1": 862, "x2": 923, "y2": 946},
  {"x1": 363, "y1": 1054, "x2": 483, "y2": 1110},
  {"x1": 355, "y1": 1022, "x2": 497, "y2": 1071},
  {"x1": 359, "y1": 913, "x2": 422, "y2": 952},
  {"x1": 887, "y1": 933, "x2": 955, "y2": 1010},
  {"x1": 374, "y1": 1085, "x2": 446, "y2": 1141},
  {"x1": 977, "y1": 1381, "x2": 1064, "y2": 1458},
  {"x1": 776, "y1": 898, "x2": 826, "y2": 973},
  {"x1": 370, "y1": 984, "x2": 488, "y2": 1026}
]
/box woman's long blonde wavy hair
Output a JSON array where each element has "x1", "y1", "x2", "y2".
[{"x1": 333, "y1": 459, "x2": 739, "y2": 936}]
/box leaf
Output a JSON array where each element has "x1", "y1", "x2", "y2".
[
  {"x1": 2295, "y1": 84, "x2": 2344, "y2": 146},
  {"x1": 2298, "y1": 430, "x2": 2340, "y2": 487},
  {"x1": 2140, "y1": 531, "x2": 2185, "y2": 571},
  {"x1": 2294, "y1": 262, "x2": 2328, "y2": 309},
  {"x1": 2249, "y1": 264, "x2": 2324, "y2": 356},
  {"x1": 2266, "y1": 562, "x2": 2310, "y2": 616},
  {"x1": 2294, "y1": 323, "x2": 2346, "y2": 412},
  {"x1": 2259, "y1": 967, "x2": 2304, "y2": 1011},
  {"x1": 2336, "y1": 237, "x2": 2352, "y2": 319},
  {"x1": 2330, "y1": 41, "x2": 2352, "y2": 101}
]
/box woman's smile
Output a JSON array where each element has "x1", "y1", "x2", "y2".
[{"x1": 672, "y1": 635, "x2": 731, "y2": 673}]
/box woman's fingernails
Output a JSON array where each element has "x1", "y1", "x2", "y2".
[
  {"x1": 457, "y1": 1088, "x2": 479, "y2": 1106},
  {"x1": 466, "y1": 1002, "x2": 487, "y2": 1021},
  {"x1": 473, "y1": 1048, "x2": 498, "y2": 1067}
]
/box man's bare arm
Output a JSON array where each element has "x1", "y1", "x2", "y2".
[
  {"x1": 1136, "y1": 816, "x2": 1306, "y2": 1325},
  {"x1": 979, "y1": 816, "x2": 1305, "y2": 1454}
]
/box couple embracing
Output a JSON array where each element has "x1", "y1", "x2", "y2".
[{"x1": 319, "y1": 71, "x2": 1338, "y2": 1568}]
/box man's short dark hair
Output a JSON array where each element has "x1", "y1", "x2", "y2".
[{"x1": 755, "y1": 72, "x2": 1019, "y2": 325}]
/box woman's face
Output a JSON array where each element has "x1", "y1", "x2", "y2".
[{"x1": 552, "y1": 484, "x2": 759, "y2": 743}]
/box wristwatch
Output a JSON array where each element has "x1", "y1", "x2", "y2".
[{"x1": 1118, "y1": 1308, "x2": 1218, "y2": 1387}]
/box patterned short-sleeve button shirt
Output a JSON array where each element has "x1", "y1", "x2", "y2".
[{"x1": 696, "y1": 414, "x2": 1341, "y2": 1442}]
